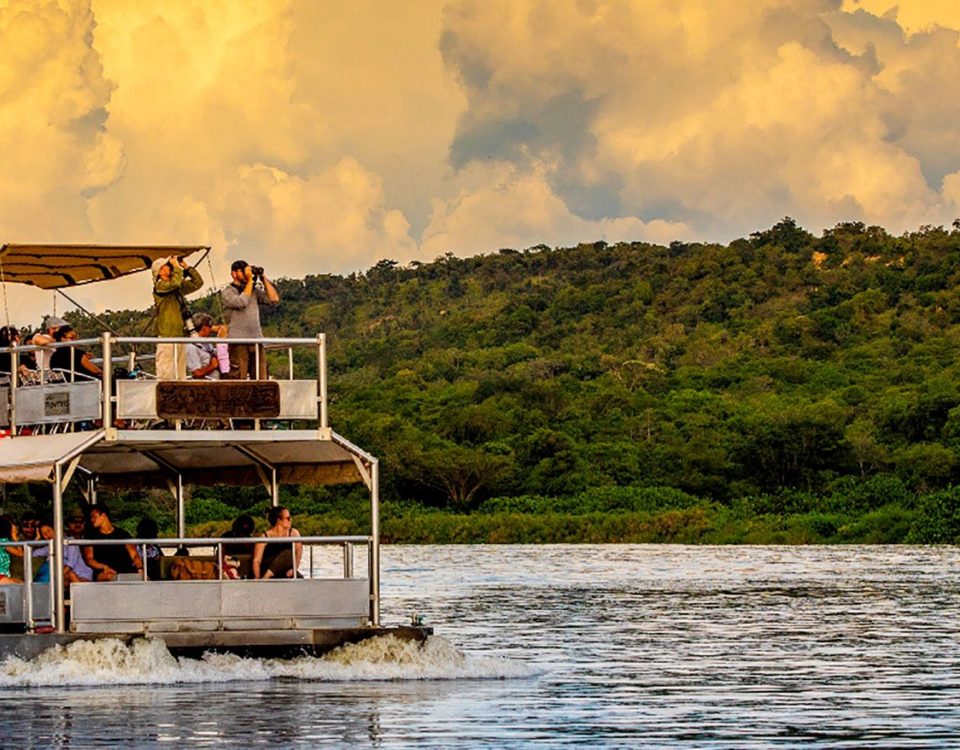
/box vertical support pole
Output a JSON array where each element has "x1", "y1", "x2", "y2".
[
  {"x1": 343, "y1": 542, "x2": 353, "y2": 579},
  {"x1": 24, "y1": 543, "x2": 34, "y2": 631},
  {"x1": 86, "y1": 477, "x2": 98, "y2": 506},
  {"x1": 9, "y1": 347, "x2": 17, "y2": 435},
  {"x1": 370, "y1": 459, "x2": 380, "y2": 626},
  {"x1": 176, "y1": 474, "x2": 185, "y2": 540},
  {"x1": 102, "y1": 333, "x2": 113, "y2": 436},
  {"x1": 271, "y1": 468, "x2": 279, "y2": 507},
  {"x1": 318, "y1": 334, "x2": 327, "y2": 430},
  {"x1": 287, "y1": 347, "x2": 294, "y2": 380},
  {"x1": 53, "y1": 463, "x2": 65, "y2": 633}
]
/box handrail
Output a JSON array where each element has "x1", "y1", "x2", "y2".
[
  {"x1": 3, "y1": 539, "x2": 56, "y2": 630},
  {"x1": 3, "y1": 332, "x2": 330, "y2": 433},
  {"x1": 67, "y1": 535, "x2": 370, "y2": 582},
  {"x1": 113, "y1": 336, "x2": 324, "y2": 345},
  {"x1": 69, "y1": 535, "x2": 370, "y2": 545},
  {"x1": 0, "y1": 336, "x2": 325, "y2": 351}
]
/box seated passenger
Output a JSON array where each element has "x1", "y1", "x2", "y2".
[
  {"x1": 64, "y1": 509, "x2": 94, "y2": 583},
  {"x1": 136, "y1": 517, "x2": 164, "y2": 580},
  {"x1": 222, "y1": 514, "x2": 255, "y2": 556},
  {"x1": 0, "y1": 511, "x2": 27, "y2": 583},
  {"x1": 185, "y1": 313, "x2": 224, "y2": 379},
  {"x1": 18, "y1": 510, "x2": 39, "y2": 543},
  {"x1": 30, "y1": 519, "x2": 91, "y2": 584},
  {"x1": 0, "y1": 516, "x2": 22, "y2": 583},
  {"x1": 222, "y1": 514, "x2": 255, "y2": 578},
  {"x1": 252, "y1": 506, "x2": 302, "y2": 579},
  {"x1": 31, "y1": 520, "x2": 54, "y2": 582},
  {"x1": 0, "y1": 326, "x2": 32, "y2": 382},
  {"x1": 50, "y1": 326, "x2": 102, "y2": 380},
  {"x1": 82, "y1": 502, "x2": 143, "y2": 581}
]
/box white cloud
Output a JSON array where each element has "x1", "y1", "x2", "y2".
[
  {"x1": 5, "y1": 0, "x2": 960, "y2": 325},
  {"x1": 441, "y1": 0, "x2": 960, "y2": 238},
  {"x1": 208, "y1": 159, "x2": 418, "y2": 277},
  {"x1": 421, "y1": 164, "x2": 694, "y2": 259}
]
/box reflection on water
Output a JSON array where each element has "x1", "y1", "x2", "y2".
[{"x1": 2, "y1": 545, "x2": 960, "y2": 747}]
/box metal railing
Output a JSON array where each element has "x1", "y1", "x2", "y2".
[
  {"x1": 0, "y1": 333, "x2": 328, "y2": 434},
  {"x1": 3, "y1": 539, "x2": 55, "y2": 631},
  {"x1": 68, "y1": 534, "x2": 368, "y2": 583}
]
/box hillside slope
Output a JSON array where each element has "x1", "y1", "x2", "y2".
[{"x1": 78, "y1": 219, "x2": 960, "y2": 526}]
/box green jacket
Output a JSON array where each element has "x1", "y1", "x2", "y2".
[{"x1": 153, "y1": 266, "x2": 203, "y2": 337}]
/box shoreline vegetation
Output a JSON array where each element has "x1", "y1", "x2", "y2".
[
  {"x1": 181, "y1": 477, "x2": 953, "y2": 545},
  {"x1": 9, "y1": 218, "x2": 960, "y2": 544}
]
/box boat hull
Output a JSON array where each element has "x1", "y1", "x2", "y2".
[{"x1": 0, "y1": 625, "x2": 432, "y2": 661}]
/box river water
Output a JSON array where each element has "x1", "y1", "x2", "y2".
[{"x1": 0, "y1": 544, "x2": 958, "y2": 747}]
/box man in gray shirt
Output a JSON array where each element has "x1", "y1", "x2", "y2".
[{"x1": 221, "y1": 260, "x2": 280, "y2": 379}]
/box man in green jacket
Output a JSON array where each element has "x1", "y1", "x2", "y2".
[{"x1": 152, "y1": 256, "x2": 203, "y2": 380}]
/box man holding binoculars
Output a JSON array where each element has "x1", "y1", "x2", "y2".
[{"x1": 221, "y1": 260, "x2": 280, "y2": 379}]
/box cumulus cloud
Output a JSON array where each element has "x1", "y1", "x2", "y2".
[
  {"x1": 843, "y1": 0, "x2": 960, "y2": 33},
  {"x1": 0, "y1": 0, "x2": 127, "y2": 324},
  {"x1": 0, "y1": 0, "x2": 124, "y2": 234},
  {"x1": 421, "y1": 163, "x2": 694, "y2": 259},
  {"x1": 208, "y1": 159, "x2": 417, "y2": 275},
  {"x1": 440, "y1": 0, "x2": 960, "y2": 239},
  {"x1": 6, "y1": 0, "x2": 960, "y2": 324},
  {"x1": 1, "y1": 0, "x2": 439, "y2": 321}
]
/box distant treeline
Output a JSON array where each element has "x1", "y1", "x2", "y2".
[{"x1": 24, "y1": 217, "x2": 960, "y2": 543}]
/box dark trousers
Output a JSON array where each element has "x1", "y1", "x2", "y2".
[{"x1": 228, "y1": 343, "x2": 267, "y2": 380}]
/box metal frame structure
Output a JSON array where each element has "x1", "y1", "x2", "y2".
[{"x1": 0, "y1": 332, "x2": 382, "y2": 637}]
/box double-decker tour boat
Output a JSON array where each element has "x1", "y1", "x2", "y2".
[{"x1": 0, "y1": 244, "x2": 429, "y2": 660}]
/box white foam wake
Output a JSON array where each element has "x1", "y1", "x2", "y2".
[{"x1": 0, "y1": 635, "x2": 536, "y2": 687}]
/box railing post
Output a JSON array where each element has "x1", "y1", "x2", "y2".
[
  {"x1": 53, "y1": 462, "x2": 65, "y2": 632},
  {"x1": 176, "y1": 473, "x2": 185, "y2": 540},
  {"x1": 343, "y1": 542, "x2": 353, "y2": 579},
  {"x1": 9, "y1": 346, "x2": 17, "y2": 435},
  {"x1": 370, "y1": 459, "x2": 380, "y2": 626},
  {"x1": 318, "y1": 333, "x2": 327, "y2": 430},
  {"x1": 23, "y1": 543, "x2": 34, "y2": 631},
  {"x1": 102, "y1": 333, "x2": 113, "y2": 436}
]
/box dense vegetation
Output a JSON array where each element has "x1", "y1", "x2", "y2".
[{"x1": 18, "y1": 218, "x2": 960, "y2": 543}]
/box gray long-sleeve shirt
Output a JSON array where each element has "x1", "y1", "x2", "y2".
[{"x1": 221, "y1": 283, "x2": 274, "y2": 338}]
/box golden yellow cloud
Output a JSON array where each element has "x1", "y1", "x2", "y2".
[
  {"x1": 3, "y1": 0, "x2": 960, "y2": 326},
  {"x1": 843, "y1": 0, "x2": 960, "y2": 33}
]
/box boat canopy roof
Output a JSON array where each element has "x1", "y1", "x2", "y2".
[
  {"x1": 0, "y1": 244, "x2": 209, "y2": 289},
  {"x1": 0, "y1": 432, "x2": 365, "y2": 489}
]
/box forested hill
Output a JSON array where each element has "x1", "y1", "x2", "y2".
[{"x1": 87, "y1": 219, "x2": 960, "y2": 538}]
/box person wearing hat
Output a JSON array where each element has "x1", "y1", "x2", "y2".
[
  {"x1": 64, "y1": 508, "x2": 94, "y2": 582},
  {"x1": 30, "y1": 315, "x2": 68, "y2": 374},
  {"x1": 152, "y1": 255, "x2": 203, "y2": 380}
]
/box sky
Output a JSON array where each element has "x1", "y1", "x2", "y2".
[{"x1": 1, "y1": 0, "x2": 959, "y2": 323}]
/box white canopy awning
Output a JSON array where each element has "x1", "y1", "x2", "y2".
[
  {"x1": 0, "y1": 431, "x2": 367, "y2": 489},
  {"x1": 0, "y1": 431, "x2": 105, "y2": 483}
]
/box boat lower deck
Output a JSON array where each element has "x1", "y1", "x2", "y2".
[{"x1": 0, "y1": 625, "x2": 433, "y2": 661}]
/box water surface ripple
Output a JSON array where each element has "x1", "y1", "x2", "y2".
[{"x1": 1, "y1": 544, "x2": 959, "y2": 747}]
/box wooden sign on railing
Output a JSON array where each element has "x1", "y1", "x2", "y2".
[{"x1": 156, "y1": 381, "x2": 280, "y2": 419}]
